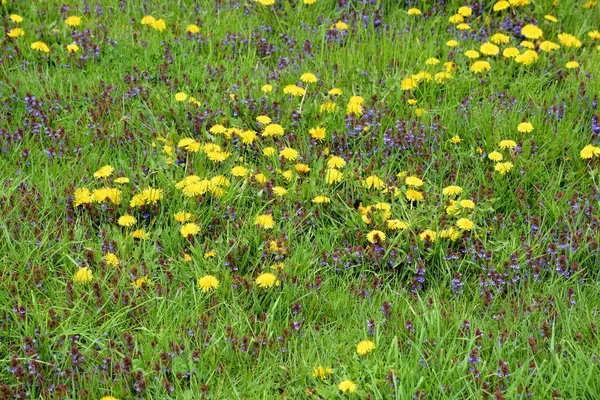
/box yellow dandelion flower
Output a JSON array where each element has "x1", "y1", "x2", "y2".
[
  {"x1": 520, "y1": 40, "x2": 535, "y2": 49},
  {"x1": 312, "y1": 366, "x2": 333, "y2": 379},
  {"x1": 405, "y1": 176, "x2": 423, "y2": 187},
  {"x1": 208, "y1": 124, "x2": 226, "y2": 135},
  {"x1": 502, "y1": 47, "x2": 520, "y2": 58},
  {"x1": 495, "y1": 161, "x2": 514, "y2": 174},
  {"x1": 387, "y1": 220, "x2": 408, "y2": 230},
  {"x1": 309, "y1": 126, "x2": 326, "y2": 141},
  {"x1": 187, "y1": 24, "x2": 200, "y2": 33},
  {"x1": 327, "y1": 156, "x2": 346, "y2": 169},
  {"x1": 493, "y1": 0, "x2": 510, "y2": 11},
  {"x1": 198, "y1": 275, "x2": 219, "y2": 292},
  {"x1": 273, "y1": 186, "x2": 288, "y2": 197},
  {"x1": 580, "y1": 144, "x2": 600, "y2": 159},
  {"x1": 338, "y1": 380, "x2": 357, "y2": 393},
  {"x1": 133, "y1": 277, "x2": 152, "y2": 288},
  {"x1": 349, "y1": 94, "x2": 364, "y2": 104},
  {"x1": 73, "y1": 267, "x2": 93, "y2": 283},
  {"x1": 295, "y1": 163, "x2": 310, "y2": 174},
  {"x1": 435, "y1": 71, "x2": 452, "y2": 83},
  {"x1": 439, "y1": 227, "x2": 460, "y2": 241},
  {"x1": 517, "y1": 122, "x2": 534, "y2": 133},
  {"x1": 544, "y1": 15, "x2": 558, "y2": 23},
  {"x1": 539, "y1": 41, "x2": 560, "y2": 52},
  {"x1": 480, "y1": 42, "x2": 499, "y2": 56},
  {"x1": 254, "y1": 173, "x2": 268, "y2": 184},
  {"x1": 151, "y1": 18, "x2": 166, "y2": 31},
  {"x1": 456, "y1": 23, "x2": 471, "y2": 30},
  {"x1": 8, "y1": 28, "x2": 25, "y2": 38},
  {"x1": 401, "y1": 77, "x2": 418, "y2": 91},
  {"x1": 182, "y1": 180, "x2": 210, "y2": 197},
  {"x1": 175, "y1": 92, "x2": 188, "y2": 102},
  {"x1": 446, "y1": 203, "x2": 460, "y2": 216},
  {"x1": 173, "y1": 211, "x2": 193, "y2": 224},
  {"x1": 458, "y1": 6, "x2": 472, "y2": 16},
  {"x1": 326, "y1": 169, "x2": 343, "y2": 185},
  {"x1": 141, "y1": 15, "x2": 156, "y2": 25},
  {"x1": 558, "y1": 33, "x2": 582, "y2": 48},
  {"x1": 118, "y1": 214, "x2": 136, "y2": 227},
  {"x1": 103, "y1": 188, "x2": 122, "y2": 205},
  {"x1": 499, "y1": 139, "x2": 517, "y2": 149},
  {"x1": 320, "y1": 101, "x2": 337, "y2": 112},
  {"x1": 255, "y1": 214, "x2": 274, "y2": 229},
  {"x1": 406, "y1": 188, "x2": 424, "y2": 201},
  {"x1": 65, "y1": 16, "x2": 82, "y2": 26},
  {"x1": 67, "y1": 43, "x2": 80, "y2": 53},
  {"x1": 333, "y1": 21, "x2": 349, "y2": 30},
  {"x1": 300, "y1": 72, "x2": 317, "y2": 83},
  {"x1": 446, "y1": 39, "x2": 458, "y2": 47},
  {"x1": 490, "y1": 33, "x2": 510, "y2": 44},
  {"x1": 313, "y1": 195, "x2": 331, "y2": 204},
  {"x1": 279, "y1": 147, "x2": 299, "y2": 160},
  {"x1": 132, "y1": 229, "x2": 149, "y2": 240},
  {"x1": 328, "y1": 88, "x2": 342, "y2": 96},
  {"x1": 566, "y1": 61, "x2": 580, "y2": 69},
  {"x1": 206, "y1": 151, "x2": 231, "y2": 162},
  {"x1": 449, "y1": 14, "x2": 464, "y2": 24},
  {"x1": 366, "y1": 230, "x2": 386, "y2": 244},
  {"x1": 471, "y1": 60, "x2": 491, "y2": 73},
  {"x1": 456, "y1": 218, "x2": 474, "y2": 230},
  {"x1": 104, "y1": 253, "x2": 119, "y2": 267},
  {"x1": 363, "y1": 175, "x2": 385, "y2": 190},
  {"x1": 521, "y1": 24, "x2": 543, "y2": 40},
  {"x1": 407, "y1": 8, "x2": 421, "y2": 15},
  {"x1": 74, "y1": 188, "x2": 92, "y2": 207},
  {"x1": 232, "y1": 165, "x2": 249, "y2": 177},
  {"x1": 442, "y1": 185, "x2": 463, "y2": 196},
  {"x1": 256, "y1": 115, "x2": 272, "y2": 125},
  {"x1": 460, "y1": 199, "x2": 475, "y2": 209},
  {"x1": 464, "y1": 50, "x2": 480, "y2": 59},
  {"x1": 514, "y1": 50, "x2": 538, "y2": 65},
  {"x1": 255, "y1": 272, "x2": 278, "y2": 288},
  {"x1": 451, "y1": 135, "x2": 461, "y2": 144},
  {"x1": 259, "y1": 84, "x2": 273, "y2": 94},
  {"x1": 237, "y1": 130, "x2": 256, "y2": 145},
  {"x1": 141, "y1": 188, "x2": 163, "y2": 204},
  {"x1": 420, "y1": 229, "x2": 437, "y2": 242},
  {"x1": 94, "y1": 165, "x2": 114, "y2": 179},
  {"x1": 263, "y1": 124, "x2": 284, "y2": 137},
  {"x1": 180, "y1": 223, "x2": 201, "y2": 238},
  {"x1": 129, "y1": 193, "x2": 145, "y2": 207},
  {"x1": 488, "y1": 151, "x2": 503, "y2": 161},
  {"x1": 356, "y1": 340, "x2": 376, "y2": 355},
  {"x1": 177, "y1": 137, "x2": 199, "y2": 152},
  {"x1": 283, "y1": 84, "x2": 306, "y2": 96},
  {"x1": 10, "y1": 14, "x2": 24, "y2": 23},
  {"x1": 346, "y1": 102, "x2": 363, "y2": 116},
  {"x1": 204, "y1": 251, "x2": 216, "y2": 258}
]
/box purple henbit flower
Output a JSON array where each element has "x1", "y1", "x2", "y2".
[{"x1": 367, "y1": 318, "x2": 376, "y2": 335}]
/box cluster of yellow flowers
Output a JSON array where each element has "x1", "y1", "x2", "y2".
[
  {"x1": 401, "y1": 3, "x2": 599, "y2": 76},
  {"x1": 140, "y1": 15, "x2": 166, "y2": 31},
  {"x1": 7, "y1": 14, "x2": 82, "y2": 53}
]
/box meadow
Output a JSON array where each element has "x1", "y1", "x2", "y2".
[{"x1": 1, "y1": 0, "x2": 600, "y2": 398}]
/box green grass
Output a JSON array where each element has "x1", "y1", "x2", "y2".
[{"x1": 1, "y1": 0, "x2": 600, "y2": 398}]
